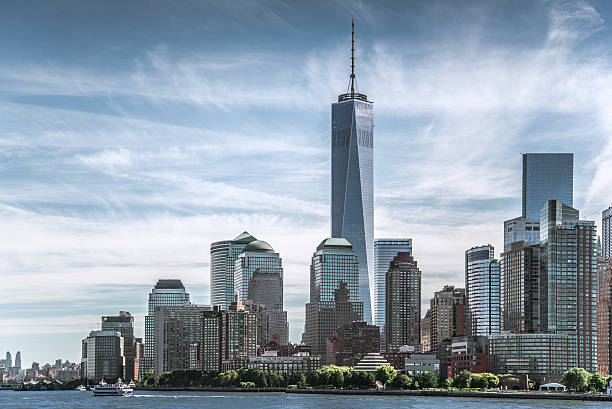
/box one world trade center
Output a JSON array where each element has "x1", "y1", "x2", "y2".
[{"x1": 331, "y1": 21, "x2": 374, "y2": 323}]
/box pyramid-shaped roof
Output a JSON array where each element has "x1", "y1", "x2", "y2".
[{"x1": 232, "y1": 231, "x2": 257, "y2": 244}]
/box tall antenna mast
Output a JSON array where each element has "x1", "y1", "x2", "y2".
[{"x1": 350, "y1": 19, "x2": 355, "y2": 97}]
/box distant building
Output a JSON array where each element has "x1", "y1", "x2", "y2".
[
  {"x1": 488, "y1": 333, "x2": 574, "y2": 383},
  {"x1": 247, "y1": 268, "x2": 288, "y2": 345},
  {"x1": 210, "y1": 231, "x2": 257, "y2": 309},
  {"x1": 385, "y1": 252, "x2": 421, "y2": 352},
  {"x1": 449, "y1": 335, "x2": 488, "y2": 377},
  {"x1": 604, "y1": 206, "x2": 612, "y2": 261},
  {"x1": 429, "y1": 286, "x2": 466, "y2": 354},
  {"x1": 5, "y1": 352, "x2": 11, "y2": 369},
  {"x1": 420, "y1": 310, "x2": 432, "y2": 353},
  {"x1": 351, "y1": 353, "x2": 392, "y2": 373},
  {"x1": 82, "y1": 330, "x2": 124, "y2": 381},
  {"x1": 325, "y1": 321, "x2": 380, "y2": 366},
  {"x1": 14, "y1": 352, "x2": 21, "y2": 370},
  {"x1": 597, "y1": 259, "x2": 612, "y2": 376},
  {"x1": 153, "y1": 304, "x2": 211, "y2": 377},
  {"x1": 522, "y1": 153, "x2": 573, "y2": 220},
  {"x1": 500, "y1": 242, "x2": 540, "y2": 333},
  {"x1": 248, "y1": 351, "x2": 321, "y2": 375},
  {"x1": 143, "y1": 279, "x2": 190, "y2": 375},
  {"x1": 200, "y1": 309, "x2": 223, "y2": 372},
  {"x1": 373, "y1": 239, "x2": 412, "y2": 331},
  {"x1": 304, "y1": 238, "x2": 363, "y2": 358},
  {"x1": 102, "y1": 311, "x2": 137, "y2": 380},
  {"x1": 234, "y1": 240, "x2": 283, "y2": 305},
  {"x1": 465, "y1": 245, "x2": 500, "y2": 336},
  {"x1": 404, "y1": 353, "x2": 440, "y2": 376}
]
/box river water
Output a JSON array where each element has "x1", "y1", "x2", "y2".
[{"x1": 0, "y1": 390, "x2": 606, "y2": 408}]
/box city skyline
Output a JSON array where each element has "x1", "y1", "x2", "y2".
[{"x1": 3, "y1": 0, "x2": 612, "y2": 364}]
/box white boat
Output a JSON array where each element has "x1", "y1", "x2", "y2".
[
  {"x1": 75, "y1": 385, "x2": 87, "y2": 391},
  {"x1": 92, "y1": 379, "x2": 133, "y2": 396}
]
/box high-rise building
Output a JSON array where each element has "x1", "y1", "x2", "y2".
[
  {"x1": 429, "y1": 286, "x2": 466, "y2": 354},
  {"x1": 597, "y1": 260, "x2": 612, "y2": 375},
  {"x1": 14, "y1": 352, "x2": 21, "y2": 370},
  {"x1": 539, "y1": 200, "x2": 597, "y2": 372},
  {"x1": 465, "y1": 245, "x2": 500, "y2": 336},
  {"x1": 102, "y1": 311, "x2": 136, "y2": 380},
  {"x1": 603, "y1": 206, "x2": 612, "y2": 261},
  {"x1": 153, "y1": 304, "x2": 212, "y2": 377},
  {"x1": 385, "y1": 252, "x2": 421, "y2": 352},
  {"x1": 503, "y1": 217, "x2": 540, "y2": 252},
  {"x1": 221, "y1": 301, "x2": 258, "y2": 361},
  {"x1": 500, "y1": 242, "x2": 540, "y2": 333},
  {"x1": 522, "y1": 153, "x2": 573, "y2": 220},
  {"x1": 82, "y1": 330, "x2": 124, "y2": 381},
  {"x1": 331, "y1": 22, "x2": 374, "y2": 323},
  {"x1": 5, "y1": 352, "x2": 11, "y2": 369},
  {"x1": 373, "y1": 239, "x2": 412, "y2": 330},
  {"x1": 304, "y1": 238, "x2": 363, "y2": 358},
  {"x1": 420, "y1": 310, "x2": 432, "y2": 353},
  {"x1": 143, "y1": 279, "x2": 190, "y2": 375},
  {"x1": 234, "y1": 240, "x2": 283, "y2": 304},
  {"x1": 210, "y1": 231, "x2": 257, "y2": 309},
  {"x1": 246, "y1": 268, "x2": 288, "y2": 345}
]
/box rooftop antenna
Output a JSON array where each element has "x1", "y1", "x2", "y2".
[{"x1": 350, "y1": 19, "x2": 356, "y2": 98}]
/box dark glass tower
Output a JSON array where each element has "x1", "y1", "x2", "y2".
[
  {"x1": 522, "y1": 153, "x2": 573, "y2": 220},
  {"x1": 331, "y1": 21, "x2": 374, "y2": 323}
]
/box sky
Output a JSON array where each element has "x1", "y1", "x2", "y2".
[{"x1": 2, "y1": 0, "x2": 612, "y2": 366}]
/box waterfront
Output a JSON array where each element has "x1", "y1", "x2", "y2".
[{"x1": 0, "y1": 390, "x2": 610, "y2": 408}]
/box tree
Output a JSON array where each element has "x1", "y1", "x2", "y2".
[
  {"x1": 415, "y1": 372, "x2": 438, "y2": 389},
  {"x1": 288, "y1": 373, "x2": 306, "y2": 388},
  {"x1": 470, "y1": 374, "x2": 488, "y2": 389},
  {"x1": 375, "y1": 365, "x2": 396, "y2": 387},
  {"x1": 482, "y1": 373, "x2": 499, "y2": 389},
  {"x1": 561, "y1": 368, "x2": 589, "y2": 392},
  {"x1": 588, "y1": 373, "x2": 607, "y2": 393},
  {"x1": 452, "y1": 370, "x2": 472, "y2": 389},
  {"x1": 441, "y1": 378, "x2": 452, "y2": 389},
  {"x1": 390, "y1": 374, "x2": 412, "y2": 389}
]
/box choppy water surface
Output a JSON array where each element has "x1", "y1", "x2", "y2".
[{"x1": 0, "y1": 390, "x2": 607, "y2": 408}]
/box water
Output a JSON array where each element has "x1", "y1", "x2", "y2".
[{"x1": 0, "y1": 390, "x2": 606, "y2": 408}]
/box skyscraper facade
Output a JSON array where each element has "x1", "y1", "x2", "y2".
[
  {"x1": 539, "y1": 200, "x2": 597, "y2": 372},
  {"x1": 247, "y1": 269, "x2": 288, "y2": 344},
  {"x1": 102, "y1": 311, "x2": 136, "y2": 380},
  {"x1": 500, "y1": 242, "x2": 540, "y2": 333},
  {"x1": 14, "y1": 352, "x2": 21, "y2": 370},
  {"x1": 143, "y1": 279, "x2": 190, "y2": 375},
  {"x1": 503, "y1": 217, "x2": 540, "y2": 252},
  {"x1": 83, "y1": 330, "x2": 125, "y2": 381},
  {"x1": 603, "y1": 206, "x2": 612, "y2": 261},
  {"x1": 304, "y1": 238, "x2": 363, "y2": 357},
  {"x1": 522, "y1": 153, "x2": 573, "y2": 220},
  {"x1": 234, "y1": 240, "x2": 283, "y2": 304},
  {"x1": 221, "y1": 301, "x2": 258, "y2": 361},
  {"x1": 385, "y1": 252, "x2": 421, "y2": 352},
  {"x1": 465, "y1": 245, "x2": 501, "y2": 336},
  {"x1": 373, "y1": 238, "x2": 412, "y2": 330},
  {"x1": 429, "y1": 286, "x2": 466, "y2": 354},
  {"x1": 210, "y1": 231, "x2": 257, "y2": 309},
  {"x1": 331, "y1": 23, "x2": 374, "y2": 323},
  {"x1": 597, "y1": 260, "x2": 612, "y2": 375},
  {"x1": 5, "y1": 352, "x2": 11, "y2": 369}
]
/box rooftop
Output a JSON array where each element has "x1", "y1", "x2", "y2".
[
  {"x1": 154, "y1": 279, "x2": 185, "y2": 290},
  {"x1": 244, "y1": 240, "x2": 275, "y2": 253},
  {"x1": 233, "y1": 231, "x2": 257, "y2": 244},
  {"x1": 317, "y1": 237, "x2": 352, "y2": 251}
]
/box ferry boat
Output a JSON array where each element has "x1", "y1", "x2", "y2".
[
  {"x1": 92, "y1": 379, "x2": 133, "y2": 396},
  {"x1": 75, "y1": 385, "x2": 87, "y2": 391}
]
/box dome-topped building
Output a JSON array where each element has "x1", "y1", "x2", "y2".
[{"x1": 244, "y1": 240, "x2": 275, "y2": 253}]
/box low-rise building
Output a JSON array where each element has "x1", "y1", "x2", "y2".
[
  {"x1": 82, "y1": 330, "x2": 125, "y2": 381},
  {"x1": 404, "y1": 353, "x2": 440, "y2": 376},
  {"x1": 448, "y1": 336, "x2": 488, "y2": 377},
  {"x1": 248, "y1": 351, "x2": 321, "y2": 375}
]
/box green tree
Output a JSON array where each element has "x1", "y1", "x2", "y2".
[
  {"x1": 482, "y1": 373, "x2": 499, "y2": 389},
  {"x1": 470, "y1": 374, "x2": 488, "y2": 389},
  {"x1": 375, "y1": 365, "x2": 396, "y2": 387},
  {"x1": 452, "y1": 370, "x2": 472, "y2": 389},
  {"x1": 288, "y1": 373, "x2": 306, "y2": 388},
  {"x1": 415, "y1": 372, "x2": 438, "y2": 389},
  {"x1": 441, "y1": 378, "x2": 452, "y2": 389},
  {"x1": 588, "y1": 373, "x2": 607, "y2": 393},
  {"x1": 390, "y1": 374, "x2": 412, "y2": 389},
  {"x1": 562, "y1": 368, "x2": 589, "y2": 392}
]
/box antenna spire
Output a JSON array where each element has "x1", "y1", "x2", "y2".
[{"x1": 350, "y1": 19, "x2": 355, "y2": 97}]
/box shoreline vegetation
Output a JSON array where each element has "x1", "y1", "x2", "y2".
[{"x1": 12, "y1": 366, "x2": 612, "y2": 402}]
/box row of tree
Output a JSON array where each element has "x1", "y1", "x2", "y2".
[{"x1": 136, "y1": 366, "x2": 612, "y2": 393}]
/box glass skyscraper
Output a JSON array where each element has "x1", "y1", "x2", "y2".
[
  {"x1": 522, "y1": 153, "x2": 573, "y2": 220},
  {"x1": 465, "y1": 245, "x2": 501, "y2": 336},
  {"x1": 234, "y1": 240, "x2": 283, "y2": 303},
  {"x1": 142, "y1": 279, "x2": 190, "y2": 375},
  {"x1": 603, "y1": 206, "x2": 612, "y2": 261},
  {"x1": 373, "y1": 238, "x2": 412, "y2": 329},
  {"x1": 210, "y1": 231, "x2": 257, "y2": 309},
  {"x1": 331, "y1": 23, "x2": 374, "y2": 323}
]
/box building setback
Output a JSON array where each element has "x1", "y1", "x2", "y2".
[
  {"x1": 373, "y1": 239, "x2": 412, "y2": 331},
  {"x1": 465, "y1": 245, "x2": 500, "y2": 336},
  {"x1": 210, "y1": 231, "x2": 257, "y2": 309},
  {"x1": 247, "y1": 268, "x2": 288, "y2": 345},
  {"x1": 331, "y1": 22, "x2": 374, "y2": 323},
  {"x1": 385, "y1": 252, "x2": 421, "y2": 352},
  {"x1": 234, "y1": 240, "x2": 283, "y2": 305}
]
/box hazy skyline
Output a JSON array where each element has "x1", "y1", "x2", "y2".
[{"x1": 2, "y1": 0, "x2": 612, "y2": 364}]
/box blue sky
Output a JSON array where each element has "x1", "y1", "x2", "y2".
[{"x1": 2, "y1": 0, "x2": 612, "y2": 365}]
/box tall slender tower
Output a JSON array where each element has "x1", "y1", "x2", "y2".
[{"x1": 331, "y1": 21, "x2": 374, "y2": 323}]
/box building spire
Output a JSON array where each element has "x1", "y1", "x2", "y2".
[{"x1": 350, "y1": 19, "x2": 355, "y2": 97}]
